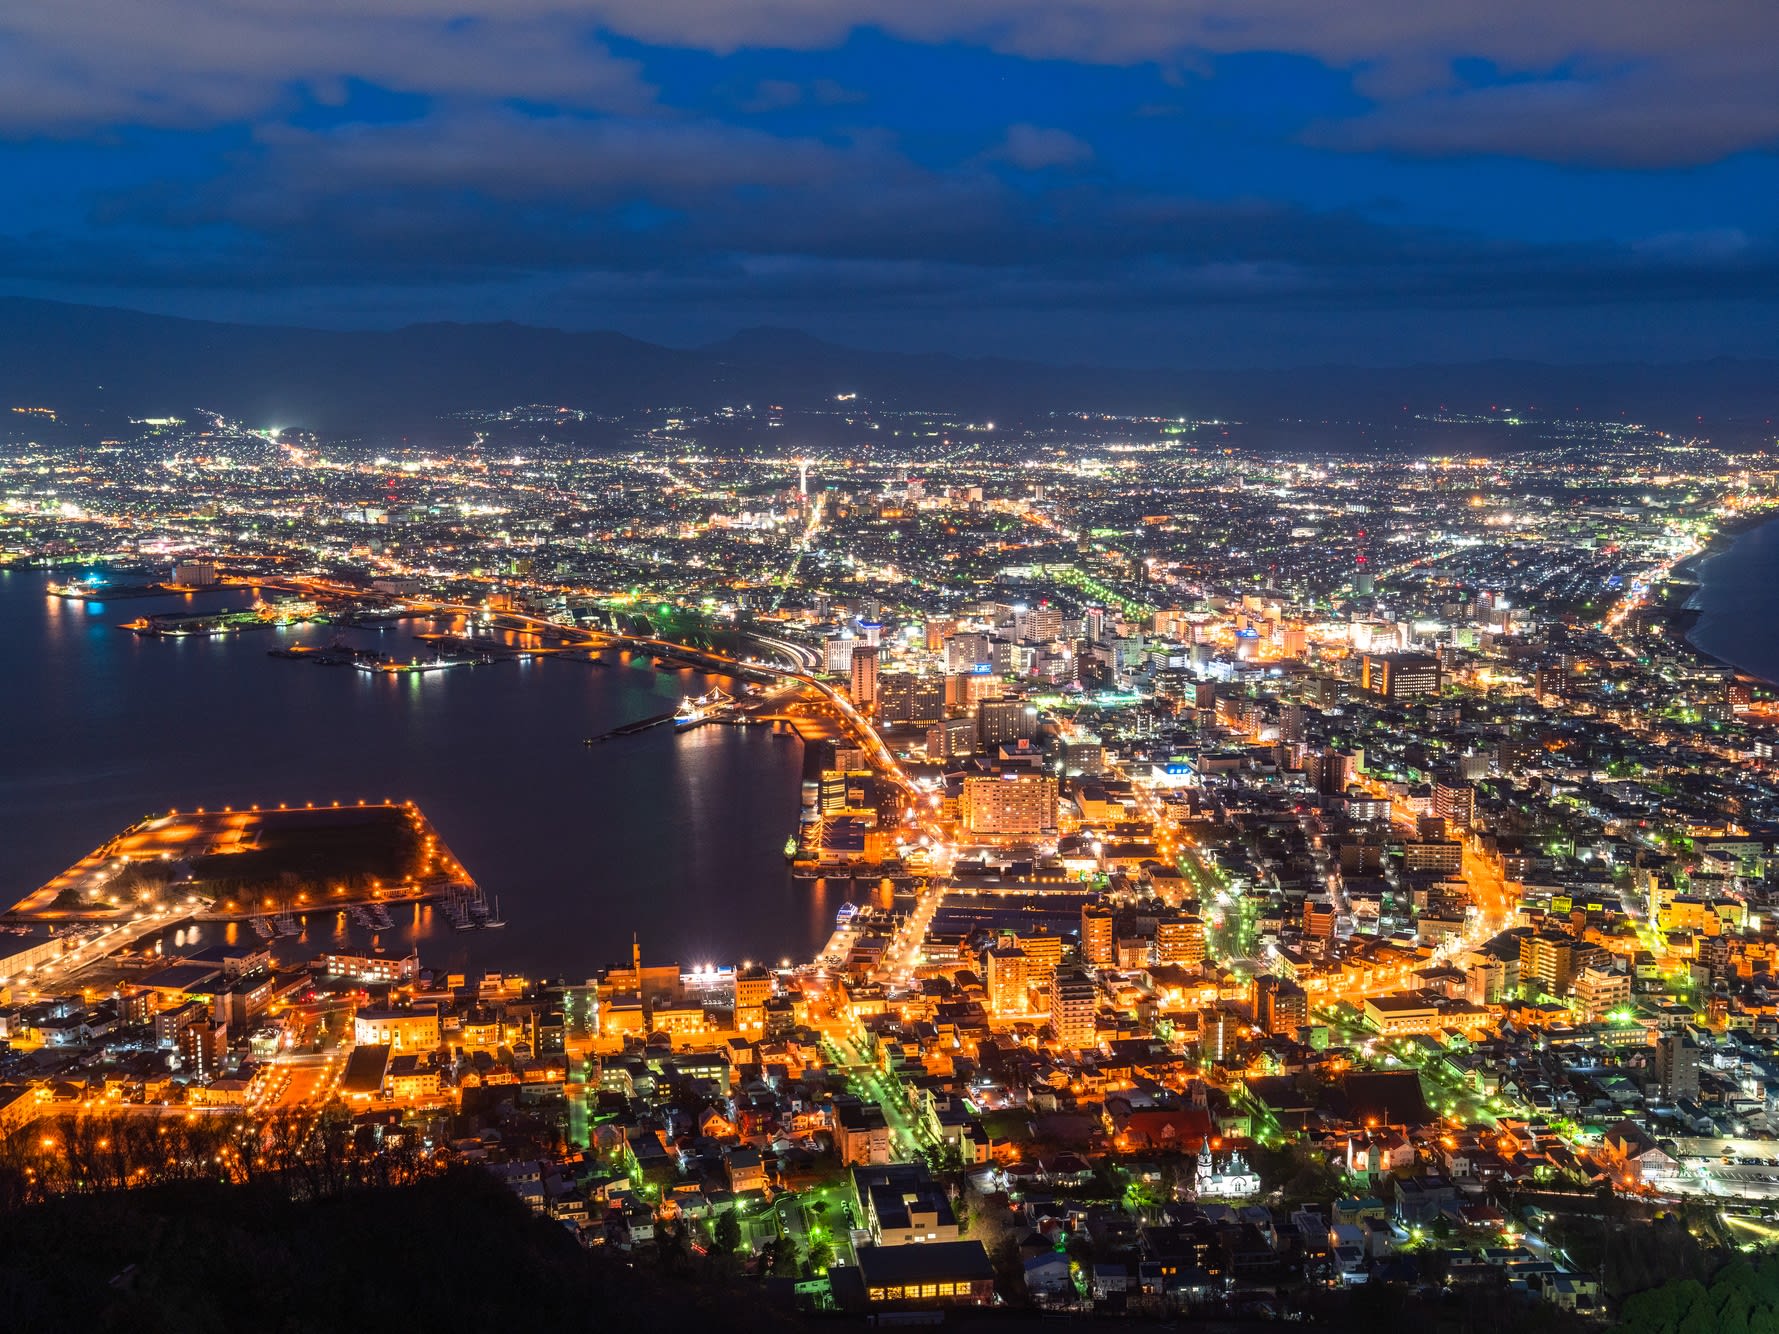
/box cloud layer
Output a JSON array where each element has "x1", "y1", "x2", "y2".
[{"x1": 1, "y1": 0, "x2": 1776, "y2": 361}]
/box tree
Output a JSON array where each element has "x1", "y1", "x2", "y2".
[
  {"x1": 653, "y1": 1217, "x2": 690, "y2": 1272},
  {"x1": 805, "y1": 1239, "x2": 834, "y2": 1277},
  {"x1": 712, "y1": 1208, "x2": 741, "y2": 1256},
  {"x1": 765, "y1": 1235, "x2": 799, "y2": 1277}
]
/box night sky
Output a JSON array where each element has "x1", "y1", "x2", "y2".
[{"x1": 4, "y1": 1, "x2": 1778, "y2": 366}]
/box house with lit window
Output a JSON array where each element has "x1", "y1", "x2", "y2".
[{"x1": 849, "y1": 1240, "x2": 996, "y2": 1308}]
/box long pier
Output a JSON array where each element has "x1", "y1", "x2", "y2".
[{"x1": 584, "y1": 712, "x2": 678, "y2": 743}]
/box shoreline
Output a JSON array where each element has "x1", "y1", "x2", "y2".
[{"x1": 1671, "y1": 504, "x2": 1779, "y2": 686}]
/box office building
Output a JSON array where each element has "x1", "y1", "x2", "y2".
[
  {"x1": 926, "y1": 716, "x2": 975, "y2": 761},
  {"x1": 1361, "y1": 652, "x2": 1441, "y2": 700},
  {"x1": 879, "y1": 673, "x2": 943, "y2": 726},
  {"x1": 976, "y1": 698, "x2": 1036, "y2": 746}
]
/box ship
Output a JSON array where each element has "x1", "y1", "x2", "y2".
[
  {"x1": 674, "y1": 687, "x2": 733, "y2": 730},
  {"x1": 783, "y1": 834, "x2": 799, "y2": 862}
]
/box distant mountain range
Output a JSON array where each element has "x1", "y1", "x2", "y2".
[{"x1": 0, "y1": 296, "x2": 1774, "y2": 437}]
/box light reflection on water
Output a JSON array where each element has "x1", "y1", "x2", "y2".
[{"x1": 1, "y1": 570, "x2": 838, "y2": 975}]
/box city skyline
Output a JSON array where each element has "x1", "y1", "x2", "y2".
[{"x1": 4, "y1": 2, "x2": 1779, "y2": 1327}]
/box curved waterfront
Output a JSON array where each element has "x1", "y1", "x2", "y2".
[
  {"x1": 0, "y1": 570, "x2": 840, "y2": 975},
  {"x1": 1689, "y1": 512, "x2": 1779, "y2": 687}
]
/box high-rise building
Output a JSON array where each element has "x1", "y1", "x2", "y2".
[
  {"x1": 1017, "y1": 931, "x2": 1064, "y2": 986},
  {"x1": 824, "y1": 634, "x2": 857, "y2": 675},
  {"x1": 1279, "y1": 703, "x2": 1306, "y2": 742},
  {"x1": 1433, "y1": 782, "x2": 1476, "y2": 829},
  {"x1": 1303, "y1": 900, "x2": 1337, "y2": 943},
  {"x1": 1081, "y1": 903, "x2": 1115, "y2": 967},
  {"x1": 984, "y1": 946, "x2": 1028, "y2": 1017},
  {"x1": 1048, "y1": 966, "x2": 1098, "y2": 1049},
  {"x1": 1570, "y1": 964, "x2": 1630, "y2": 1023},
  {"x1": 1361, "y1": 652, "x2": 1441, "y2": 700},
  {"x1": 976, "y1": 698, "x2": 1036, "y2": 746},
  {"x1": 1021, "y1": 605, "x2": 1063, "y2": 644},
  {"x1": 734, "y1": 966, "x2": 772, "y2": 1034},
  {"x1": 850, "y1": 646, "x2": 880, "y2": 711},
  {"x1": 1059, "y1": 738, "x2": 1105, "y2": 776},
  {"x1": 960, "y1": 773, "x2": 1057, "y2": 836},
  {"x1": 1654, "y1": 1029, "x2": 1701, "y2": 1102},
  {"x1": 1519, "y1": 929, "x2": 1579, "y2": 998},
  {"x1": 1155, "y1": 914, "x2": 1206, "y2": 967},
  {"x1": 1255, "y1": 976, "x2": 1308, "y2": 1038},
  {"x1": 179, "y1": 1019, "x2": 228, "y2": 1081},
  {"x1": 944, "y1": 633, "x2": 991, "y2": 673},
  {"x1": 1201, "y1": 1008, "x2": 1239, "y2": 1063},
  {"x1": 926, "y1": 716, "x2": 976, "y2": 761},
  {"x1": 878, "y1": 673, "x2": 943, "y2": 725}
]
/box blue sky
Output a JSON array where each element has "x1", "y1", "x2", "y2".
[{"x1": 2, "y1": 1, "x2": 1777, "y2": 365}]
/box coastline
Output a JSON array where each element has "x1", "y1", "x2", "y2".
[
  {"x1": 1672, "y1": 504, "x2": 1779, "y2": 686},
  {"x1": 1671, "y1": 504, "x2": 1779, "y2": 586}
]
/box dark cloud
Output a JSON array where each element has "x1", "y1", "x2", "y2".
[
  {"x1": 3, "y1": 0, "x2": 1776, "y2": 362},
  {"x1": 43, "y1": 106, "x2": 1779, "y2": 327},
  {"x1": 4, "y1": 0, "x2": 1777, "y2": 165}
]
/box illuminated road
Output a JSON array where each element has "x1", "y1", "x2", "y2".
[
  {"x1": 254, "y1": 1051, "x2": 345, "y2": 1111},
  {"x1": 824, "y1": 1034, "x2": 929, "y2": 1161}
]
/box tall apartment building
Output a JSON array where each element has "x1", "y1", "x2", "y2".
[
  {"x1": 1081, "y1": 902, "x2": 1115, "y2": 967},
  {"x1": 1303, "y1": 899, "x2": 1337, "y2": 943},
  {"x1": 984, "y1": 946, "x2": 1028, "y2": 1017},
  {"x1": 1519, "y1": 929, "x2": 1579, "y2": 998},
  {"x1": 824, "y1": 635, "x2": 857, "y2": 675},
  {"x1": 1017, "y1": 931, "x2": 1064, "y2": 986},
  {"x1": 960, "y1": 772, "x2": 1057, "y2": 837},
  {"x1": 1433, "y1": 782, "x2": 1477, "y2": 829},
  {"x1": 1255, "y1": 975, "x2": 1308, "y2": 1038},
  {"x1": 1155, "y1": 914, "x2": 1206, "y2": 967},
  {"x1": 1570, "y1": 964, "x2": 1631, "y2": 1023},
  {"x1": 1048, "y1": 966, "x2": 1099, "y2": 1050},
  {"x1": 1654, "y1": 1029, "x2": 1701, "y2": 1101},
  {"x1": 850, "y1": 646, "x2": 880, "y2": 712}
]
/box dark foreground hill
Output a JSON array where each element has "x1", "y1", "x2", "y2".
[{"x1": 0, "y1": 1169, "x2": 797, "y2": 1334}]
